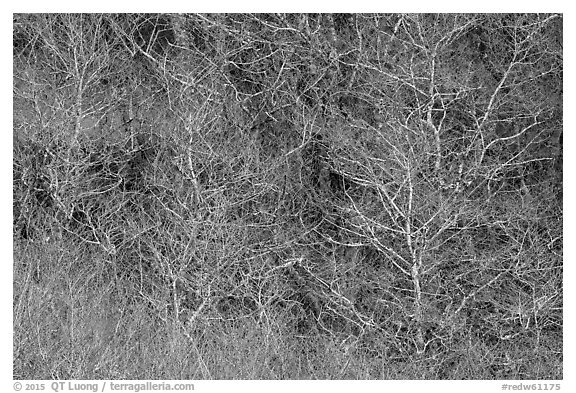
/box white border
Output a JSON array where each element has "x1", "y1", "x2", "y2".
[{"x1": 4, "y1": 6, "x2": 571, "y2": 392}]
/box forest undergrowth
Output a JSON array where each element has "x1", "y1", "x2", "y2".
[{"x1": 13, "y1": 13, "x2": 562, "y2": 379}]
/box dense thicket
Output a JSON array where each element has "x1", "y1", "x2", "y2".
[{"x1": 14, "y1": 14, "x2": 562, "y2": 379}]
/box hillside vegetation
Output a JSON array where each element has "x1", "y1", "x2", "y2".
[{"x1": 13, "y1": 13, "x2": 562, "y2": 379}]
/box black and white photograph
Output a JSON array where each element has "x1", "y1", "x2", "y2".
[{"x1": 12, "y1": 11, "x2": 563, "y2": 383}]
